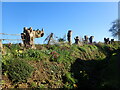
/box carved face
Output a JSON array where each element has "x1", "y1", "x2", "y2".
[{"x1": 35, "y1": 30, "x2": 44, "y2": 38}]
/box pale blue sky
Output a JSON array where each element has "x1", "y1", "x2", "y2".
[
  {"x1": 2, "y1": 2, "x2": 118, "y2": 44},
  {"x1": 1, "y1": 0, "x2": 119, "y2": 2}
]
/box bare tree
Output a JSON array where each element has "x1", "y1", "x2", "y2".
[{"x1": 109, "y1": 19, "x2": 120, "y2": 41}]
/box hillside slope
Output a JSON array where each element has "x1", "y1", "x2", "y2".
[{"x1": 1, "y1": 42, "x2": 120, "y2": 89}]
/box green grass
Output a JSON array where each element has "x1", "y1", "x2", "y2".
[{"x1": 2, "y1": 42, "x2": 120, "y2": 88}]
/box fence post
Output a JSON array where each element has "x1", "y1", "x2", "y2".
[
  {"x1": 0, "y1": 39, "x2": 2, "y2": 49},
  {"x1": 47, "y1": 33, "x2": 53, "y2": 45}
]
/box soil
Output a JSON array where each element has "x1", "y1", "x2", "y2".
[{"x1": 2, "y1": 59, "x2": 66, "y2": 88}]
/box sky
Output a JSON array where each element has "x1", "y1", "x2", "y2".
[
  {"x1": 1, "y1": 2, "x2": 118, "y2": 44},
  {"x1": 1, "y1": 0, "x2": 119, "y2": 2}
]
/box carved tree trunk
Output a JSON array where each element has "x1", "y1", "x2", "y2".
[
  {"x1": 21, "y1": 27, "x2": 44, "y2": 49},
  {"x1": 67, "y1": 30, "x2": 72, "y2": 45},
  {"x1": 84, "y1": 35, "x2": 88, "y2": 44},
  {"x1": 74, "y1": 36, "x2": 80, "y2": 44},
  {"x1": 89, "y1": 36, "x2": 94, "y2": 44}
]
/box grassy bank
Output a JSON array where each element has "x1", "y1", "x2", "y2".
[{"x1": 1, "y1": 41, "x2": 120, "y2": 88}]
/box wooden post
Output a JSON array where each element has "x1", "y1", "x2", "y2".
[
  {"x1": 0, "y1": 39, "x2": 2, "y2": 49},
  {"x1": 47, "y1": 33, "x2": 53, "y2": 45},
  {"x1": 74, "y1": 36, "x2": 80, "y2": 44},
  {"x1": 67, "y1": 30, "x2": 72, "y2": 45},
  {"x1": 89, "y1": 36, "x2": 94, "y2": 44},
  {"x1": 84, "y1": 35, "x2": 89, "y2": 44}
]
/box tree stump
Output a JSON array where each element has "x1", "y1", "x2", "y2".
[{"x1": 21, "y1": 27, "x2": 44, "y2": 49}]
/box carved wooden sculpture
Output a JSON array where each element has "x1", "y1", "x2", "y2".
[
  {"x1": 67, "y1": 30, "x2": 72, "y2": 45},
  {"x1": 104, "y1": 38, "x2": 110, "y2": 44},
  {"x1": 84, "y1": 35, "x2": 89, "y2": 44},
  {"x1": 21, "y1": 27, "x2": 44, "y2": 49},
  {"x1": 74, "y1": 36, "x2": 82, "y2": 46},
  {"x1": 111, "y1": 39, "x2": 114, "y2": 44},
  {"x1": 89, "y1": 36, "x2": 94, "y2": 43},
  {"x1": 74, "y1": 36, "x2": 80, "y2": 44}
]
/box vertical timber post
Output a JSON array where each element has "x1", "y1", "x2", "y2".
[
  {"x1": 0, "y1": 39, "x2": 2, "y2": 50},
  {"x1": 47, "y1": 33, "x2": 53, "y2": 45},
  {"x1": 67, "y1": 30, "x2": 72, "y2": 45},
  {"x1": 84, "y1": 35, "x2": 89, "y2": 44}
]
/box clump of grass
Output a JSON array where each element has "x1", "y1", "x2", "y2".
[
  {"x1": 63, "y1": 72, "x2": 77, "y2": 89},
  {"x1": 3, "y1": 59, "x2": 34, "y2": 83}
]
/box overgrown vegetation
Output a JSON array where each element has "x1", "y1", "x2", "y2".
[
  {"x1": 2, "y1": 59, "x2": 34, "y2": 83},
  {"x1": 1, "y1": 41, "x2": 120, "y2": 88}
]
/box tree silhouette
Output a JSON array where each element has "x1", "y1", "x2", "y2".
[{"x1": 109, "y1": 19, "x2": 120, "y2": 41}]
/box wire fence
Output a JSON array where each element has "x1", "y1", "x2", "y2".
[
  {"x1": 0, "y1": 39, "x2": 23, "y2": 41},
  {"x1": 0, "y1": 33, "x2": 22, "y2": 45},
  {"x1": 0, "y1": 33, "x2": 21, "y2": 36}
]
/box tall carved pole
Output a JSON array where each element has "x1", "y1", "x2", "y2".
[{"x1": 67, "y1": 30, "x2": 72, "y2": 45}]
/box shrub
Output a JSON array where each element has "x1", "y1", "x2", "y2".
[
  {"x1": 15, "y1": 49, "x2": 49, "y2": 61},
  {"x1": 101, "y1": 51, "x2": 120, "y2": 88},
  {"x1": 4, "y1": 59, "x2": 34, "y2": 83}
]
